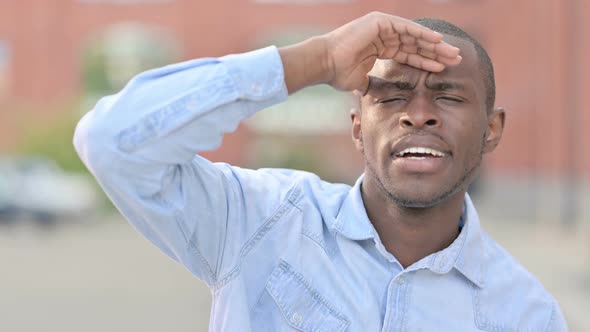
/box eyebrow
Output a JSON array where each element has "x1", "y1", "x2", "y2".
[
  {"x1": 424, "y1": 81, "x2": 465, "y2": 91},
  {"x1": 369, "y1": 76, "x2": 415, "y2": 92},
  {"x1": 368, "y1": 76, "x2": 466, "y2": 93}
]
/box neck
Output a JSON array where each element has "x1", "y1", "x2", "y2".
[{"x1": 361, "y1": 178, "x2": 465, "y2": 269}]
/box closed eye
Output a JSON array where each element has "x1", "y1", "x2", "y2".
[
  {"x1": 378, "y1": 97, "x2": 407, "y2": 104},
  {"x1": 436, "y1": 96, "x2": 464, "y2": 103}
]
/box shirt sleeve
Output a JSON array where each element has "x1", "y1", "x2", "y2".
[
  {"x1": 546, "y1": 302, "x2": 568, "y2": 332},
  {"x1": 73, "y1": 46, "x2": 294, "y2": 286}
]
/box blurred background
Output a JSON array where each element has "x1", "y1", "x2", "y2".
[{"x1": 0, "y1": 0, "x2": 588, "y2": 331}]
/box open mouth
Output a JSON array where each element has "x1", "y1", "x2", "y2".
[
  {"x1": 394, "y1": 147, "x2": 447, "y2": 159},
  {"x1": 391, "y1": 146, "x2": 450, "y2": 173}
]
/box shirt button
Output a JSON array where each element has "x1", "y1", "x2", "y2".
[
  {"x1": 291, "y1": 312, "x2": 303, "y2": 324},
  {"x1": 396, "y1": 276, "x2": 406, "y2": 285}
]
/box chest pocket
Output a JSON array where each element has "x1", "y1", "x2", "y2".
[{"x1": 266, "y1": 260, "x2": 350, "y2": 332}]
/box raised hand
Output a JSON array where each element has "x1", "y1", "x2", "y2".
[{"x1": 279, "y1": 12, "x2": 462, "y2": 94}]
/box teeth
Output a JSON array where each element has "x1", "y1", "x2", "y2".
[{"x1": 397, "y1": 147, "x2": 446, "y2": 157}]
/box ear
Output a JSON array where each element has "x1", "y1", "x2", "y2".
[
  {"x1": 350, "y1": 108, "x2": 364, "y2": 153},
  {"x1": 483, "y1": 107, "x2": 506, "y2": 154}
]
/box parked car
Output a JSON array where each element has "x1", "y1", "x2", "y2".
[
  {"x1": 0, "y1": 156, "x2": 100, "y2": 224},
  {"x1": 0, "y1": 171, "x2": 19, "y2": 223}
]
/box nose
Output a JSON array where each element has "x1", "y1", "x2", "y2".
[{"x1": 399, "y1": 94, "x2": 441, "y2": 129}]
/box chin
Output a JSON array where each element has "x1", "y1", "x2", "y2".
[
  {"x1": 382, "y1": 169, "x2": 476, "y2": 209},
  {"x1": 388, "y1": 192, "x2": 451, "y2": 209},
  {"x1": 384, "y1": 181, "x2": 466, "y2": 209}
]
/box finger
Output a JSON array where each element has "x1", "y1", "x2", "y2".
[
  {"x1": 372, "y1": 29, "x2": 386, "y2": 56},
  {"x1": 394, "y1": 52, "x2": 445, "y2": 72},
  {"x1": 379, "y1": 46, "x2": 401, "y2": 59},
  {"x1": 393, "y1": 51, "x2": 410, "y2": 65},
  {"x1": 416, "y1": 39, "x2": 460, "y2": 58},
  {"x1": 418, "y1": 48, "x2": 438, "y2": 60},
  {"x1": 417, "y1": 49, "x2": 462, "y2": 67},
  {"x1": 400, "y1": 44, "x2": 438, "y2": 61},
  {"x1": 404, "y1": 53, "x2": 426, "y2": 70},
  {"x1": 382, "y1": 38, "x2": 402, "y2": 49},
  {"x1": 399, "y1": 34, "x2": 417, "y2": 45},
  {"x1": 416, "y1": 47, "x2": 462, "y2": 66},
  {"x1": 353, "y1": 75, "x2": 371, "y2": 96},
  {"x1": 392, "y1": 19, "x2": 444, "y2": 43},
  {"x1": 400, "y1": 43, "x2": 418, "y2": 55},
  {"x1": 385, "y1": 16, "x2": 459, "y2": 56},
  {"x1": 438, "y1": 54, "x2": 463, "y2": 66},
  {"x1": 413, "y1": 57, "x2": 446, "y2": 73},
  {"x1": 398, "y1": 46, "x2": 462, "y2": 67}
]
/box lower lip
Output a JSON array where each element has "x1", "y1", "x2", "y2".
[{"x1": 391, "y1": 155, "x2": 449, "y2": 173}]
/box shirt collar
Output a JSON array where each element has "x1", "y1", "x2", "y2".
[
  {"x1": 332, "y1": 175, "x2": 487, "y2": 288},
  {"x1": 451, "y1": 194, "x2": 487, "y2": 288},
  {"x1": 410, "y1": 194, "x2": 485, "y2": 288},
  {"x1": 332, "y1": 174, "x2": 375, "y2": 241}
]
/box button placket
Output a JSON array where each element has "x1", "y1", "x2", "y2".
[
  {"x1": 382, "y1": 273, "x2": 411, "y2": 331},
  {"x1": 396, "y1": 276, "x2": 406, "y2": 285}
]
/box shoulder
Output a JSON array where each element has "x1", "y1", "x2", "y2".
[
  {"x1": 481, "y1": 231, "x2": 550, "y2": 296},
  {"x1": 473, "y1": 232, "x2": 565, "y2": 331},
  {"x1": 213, "y1": 163, "x2": 351, "y2": 208},
  {"x1": 220, "y1": 163, "x2": 350, "y2": 193}
]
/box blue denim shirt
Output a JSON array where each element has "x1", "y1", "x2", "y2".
[{"x1": 74, "y1": 46, "x2": 567, "y2": 331}]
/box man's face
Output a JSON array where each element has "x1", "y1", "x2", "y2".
[{"x1": 352, "y1": 36, "x2": 504, "y2": 208}]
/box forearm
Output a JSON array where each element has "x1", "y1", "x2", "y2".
[{"x1": 74, "y1": 46, "x2": 287, "y2": 196}]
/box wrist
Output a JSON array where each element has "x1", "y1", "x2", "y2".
[
  {"x1": 279, "y1": 36, "x2": 332, "y2": 94},
  {"x1": 306, "y1": 36, "x2": 333, "y2": 86}
]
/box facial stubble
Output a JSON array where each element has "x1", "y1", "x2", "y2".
[{"x1": 361, "y1": 133, "x2": 486, "y2": 209}]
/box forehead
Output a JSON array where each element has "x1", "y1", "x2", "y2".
[{"x1": 369, "y1": 36, "x2": 481, "y2": 84}]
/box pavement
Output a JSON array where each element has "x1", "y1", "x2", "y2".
[{"x1": 0, "y1": 215, "x2": 588, "y2": 332}]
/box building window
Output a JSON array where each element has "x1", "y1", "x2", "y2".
[
  {"x1": 81, "y1": 23, "x2": 180, "y2": 106},
  {"x1": 248, "y1": 85, "x2": 352, "y2": 135},
  {"x1": 247, "y1": 30, "x2": 352, "y2": 135},
  {"x1": 244, "y1": 30, "x2": 357, "y2": 181},
  {"x1": 0, "y1": 41, "x2": 10, "y2": 99}
]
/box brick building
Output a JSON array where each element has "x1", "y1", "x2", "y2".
[{"x1": 1, "y1": 1, "x2": 589, "y2": 217}]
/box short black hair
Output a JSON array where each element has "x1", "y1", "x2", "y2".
[{"x1": 413, "y1": 18, "x2": 496, "y2": 112}]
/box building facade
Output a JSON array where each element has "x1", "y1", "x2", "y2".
[{"x1": 0, "y1": 0, "x2": 588, "y2": 182}]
